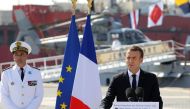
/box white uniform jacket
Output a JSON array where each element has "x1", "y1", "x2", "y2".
[{"x1": 1, "y1": 64, "x2": 44, "y2": 109}]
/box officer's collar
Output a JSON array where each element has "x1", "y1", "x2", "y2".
[{"x1": 15, "y1": 64, "x2": 28, "y2": 71}]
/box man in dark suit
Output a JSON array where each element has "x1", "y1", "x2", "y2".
[{"x1": 101, "y1": 46, "x2": 163, "y2": 109}]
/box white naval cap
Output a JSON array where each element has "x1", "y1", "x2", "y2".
[
  {"x1": 10, "y1": 41, "x2": 32, "y2": 54},
  {"x1": 112, "y1": 34, "x2": 119, "y2": 39}
]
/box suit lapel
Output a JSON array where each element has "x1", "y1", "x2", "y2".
[
  {"x1": 12, "y1": 65, "x2": 22, "y2": 84},
  {"x1": 125, "y1": 71, "x2": 131, "y2": 88},
  {"x1": 23, "y1": 66, "x2": 28, "y2": 82},
  {"x1": 138, "y1": 69, "x2": 144, "y2": 87},
  {"x1": 126, "y1": 69, "x2": 145, "y2": 87},
  {"x1": 23, "y1": 65, "x2": 32, "y2": 82}
]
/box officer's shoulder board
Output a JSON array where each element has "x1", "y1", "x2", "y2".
[
  {"x1": 31, "y1": 66, "x2": 40, "y2": 70},
  {"x1": 3, "y1": 66, "x2": 13, "y2": 72}
]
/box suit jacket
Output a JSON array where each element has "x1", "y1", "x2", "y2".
[{"x1": 101, "y1": 69, "x2": 163, "y2": 109}]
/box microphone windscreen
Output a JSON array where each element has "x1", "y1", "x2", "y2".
[
  {"x1": 135, "y1": 87, "x2": 144, "y2": 97},
  {"x1": 126, "y1": 88, "x2": 136, "y2": 98}
]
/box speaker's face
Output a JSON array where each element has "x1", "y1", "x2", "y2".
[{"x1": 125, "y1": 50, "x2": 143, "y2": 74}]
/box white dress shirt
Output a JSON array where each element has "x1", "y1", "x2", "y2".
[
  {"x1": 128, "y1": 69, "x2": 140, "y2": 88},
  {"x1": 17, "y1": 66, "x2": 26, "y2": 77}
]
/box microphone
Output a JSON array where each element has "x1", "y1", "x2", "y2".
[
  {"x1": 135, "y1": 87, "x2": 144, "y2": 102},
  {"x1": 125, "y1": 88, "x2": 136, "y2": 102}
]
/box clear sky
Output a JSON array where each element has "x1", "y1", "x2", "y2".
[
  {"x1": 0, "y1": 0, "x2": 87, "y2": 10},
  {"x1": 0, "y1": 0, "x2": 174, "y2": 10}
]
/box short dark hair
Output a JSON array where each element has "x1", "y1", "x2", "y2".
[{"x1": 127, "y1": 46, "x2": 144, "y2": 58}]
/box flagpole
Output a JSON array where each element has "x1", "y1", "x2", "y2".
[
  {"x1": 87, "y1": 0, "x2": 93, "y2": 15},
  {"x1": 71, "y1": 0, "x2": 77, "y2": 15}
]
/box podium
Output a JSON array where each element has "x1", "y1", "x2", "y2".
[{"x1": 112, "y1": 102, "x2": 159, "y2": 109}]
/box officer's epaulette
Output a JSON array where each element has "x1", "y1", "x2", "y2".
[
  {"x1": 3, "y1": 66, "x2": 13, "y2": 72},
  {"x1": 31, "y1": 66, "x2": 40, "y2": 70}
]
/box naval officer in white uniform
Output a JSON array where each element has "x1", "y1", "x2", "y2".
[
  {"x1": 1, "y1": 41, "x2": 44, "y2": 109},
  {"x1": 111, "y1": 34, "x2": 121, "y2": 50}
]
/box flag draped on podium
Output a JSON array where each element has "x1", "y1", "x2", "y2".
[
  {"x1": 70, "y1": 15, "x2": 102, "y2": 109},
  {"x1": 55, "y1": 16, "x2": 80, "y2": 109}
]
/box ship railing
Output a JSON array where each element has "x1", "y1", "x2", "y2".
[
  {"x1": 0, "y1": 40, "x2": 176, "y2": 78},
  {"x1": 97, "y1": 40, "x2": 175, "y2": 65},
  {"x1": 0, "y1": 55, "x2": 64, "y2": 73}
]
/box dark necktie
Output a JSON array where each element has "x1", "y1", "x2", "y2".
[
  {"x1": 20, "y1": 68, "x2": 24, "y2": 81},
  {"x1": 132, "y1": 74, "x2": 136, "y2": 89}
]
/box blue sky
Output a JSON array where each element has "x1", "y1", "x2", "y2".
[{"x1": 0, "y1": 0, "x2": 87, "y2": 10}]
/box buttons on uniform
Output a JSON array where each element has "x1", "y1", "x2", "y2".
[
  {"x1": 21, "y1": 93, "x2": 24, "y2": 96},
  {"x1": 21, "y1": 102, "x2": 24, "y2": 105},
  {"x1": 22, "y1": 85, "x2": 24, "y2": 88}
]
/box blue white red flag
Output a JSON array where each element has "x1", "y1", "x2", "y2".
[
  {"x1": 70, "y1": 15, "x2": 102, "y2": 109},
  {"x1": 129, "y1": 9, "x2": 139, "y2": 29}
]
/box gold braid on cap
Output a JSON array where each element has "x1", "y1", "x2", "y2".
[
  {"x1": 16, "y1": 41, "x2": 21, "y2": 47},
  {"x1": 13, "y1": 41, "x2": 28, "y2": 53}
]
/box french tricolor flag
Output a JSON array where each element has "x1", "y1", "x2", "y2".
[
  {"x1": 129, "y1": 9, "x2": 139, "y2": 29},
  {"x1": 70, "y1": 15, "x2": 102, "y2": 109}
]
